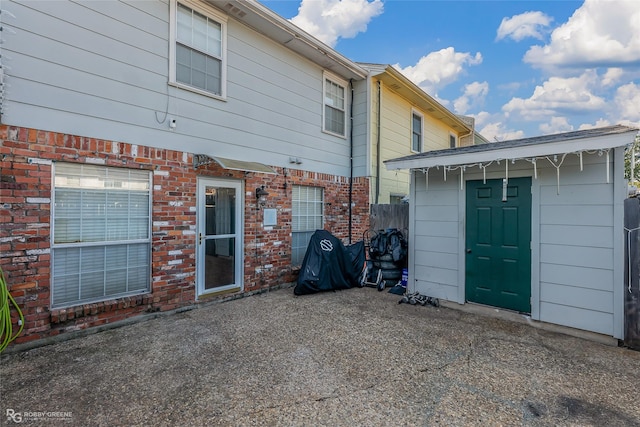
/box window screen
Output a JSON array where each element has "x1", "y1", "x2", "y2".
[
  {"x1": 52, "y1": 163, "x2": 151, "y2": 308},
  {"x1": 412, "y1": 113, "x2": 422, "y2": 152},
  {"x1": 324, "y1": 78, "x2": 346, "y2": 136},
  {"x1": 176, "y1": 3, "x2": 223, "y2": 95},
  {"x1": 292, "y1": 186, "x2": 324, "y2": 265}
]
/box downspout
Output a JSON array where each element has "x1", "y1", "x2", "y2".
[
  {"x1": 349, "y1": 79, "x2": 354, "y2": 244},
  {"x1": 375, "y1": 80, "x2": 381, "y2": 204}
]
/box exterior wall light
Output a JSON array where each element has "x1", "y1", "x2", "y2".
[{"x1": 256, "y1": 186, "x2": 269, "y2": 207}]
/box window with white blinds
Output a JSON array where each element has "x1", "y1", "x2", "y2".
[
  {"x1": 292, "y1": 186, "x2": 324, "y2": 265},
  {"x1": 51, "y1": 163, "x2": 151, "y2": 308}
]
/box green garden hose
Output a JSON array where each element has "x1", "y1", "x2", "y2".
[{"x1": 0, "y1": 267, "x2": 24, "y2": 353}]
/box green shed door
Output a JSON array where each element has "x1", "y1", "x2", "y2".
[{"x1": 465, "y1": 177, "x2": 532, "y2": 313}]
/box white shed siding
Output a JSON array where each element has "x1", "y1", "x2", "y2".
[
  {"x1": 3, "y1": 0, "x2": 361, "y2": 176},
  {"x1": 536, "y1": 155, "x2": 616, "y2": 335},
  {"x1": 409, "y1": 149, "x2": 623, "y2": 337},
  {"x1": 411, "y1": 172, "x2": 461, "y2": 300}
]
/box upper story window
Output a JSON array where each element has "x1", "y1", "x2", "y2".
[
  {"x1": 170, "y1": 1, "x2": 227, "y2": 98},
  {"x1": 449, "y1": 133, "x2": 457, "y2": 148},
  {"x1": 411, "y1": 111, "x2": 423, "y2": 152},
  {"x1": 323, "y1": 73, "x2": 346, "y2": 137}
]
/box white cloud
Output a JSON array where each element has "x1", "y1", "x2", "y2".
[
  {"x1": 479, "y1": 122, "x2": 525, "y2": 142},
  {"x1": 539, "y1": 116, "x2": 574, "y2": 134},
  {"x1": 393, "y1": 47, "x2": 482, "y2": 95},
  {"x1": 471, "y1": 111, "x2": 493, "y2": 128},
  {"x1": 615, "y1": 82, "x2": 640, "y2": 122},
  {"x1": 290, "y1": 0, "x2": 383, "y2": 48},
  {"x1": 498, "y1": 82, "x2": 524, "y2": 93},
  {"x1": 578, "y1": 118, "x2": 612, "y2": 130},
  {"x1": 524, "y1": 0, "x2": 640, "y2": 69},
  {"x1": 502, "y1": 70, "x2": 606, "y2": 121},
  {"x1": 601, "y1": 68, "x2": 625, "y2": 87},
  {"x1": 496, "y1": 11, "x2": 552, "y2": 42},
  {"x1": 454, "y1": 81, "x2": 489, "y2": 114}
]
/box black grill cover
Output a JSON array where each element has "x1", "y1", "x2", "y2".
[{"x1": 294, "y1": 230, "x2": 365, "y2": 295}]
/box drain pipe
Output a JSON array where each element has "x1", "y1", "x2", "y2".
[
  {"x1": 375, "y1": 80, "x2": 381, "y2": 204},
  {"x1": 349, "y1": 79, "x2": 354, "y2": 244}
]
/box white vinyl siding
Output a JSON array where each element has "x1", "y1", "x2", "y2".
[
  {"x1": 171, "y1": 1, "x2": 227, "y2": 98},
  {"x1": 412, "y1": 111, "x2": 423, "y2": 152},
  {"x1": 292, "y1": 186, "x2": 324, "y2": 265},
  {"x1": 51, "y1": 163, "x2": 151, "y2": 308},
  {"x1": 323, "y1": 74, "x2": 346, "y2": 137},
  {"x1": 3, "y1": 1, "x2": 360, "y2": 177}
]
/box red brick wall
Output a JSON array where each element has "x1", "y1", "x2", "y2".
[{"x1": 0, "y1": 125, "x2": 370, "y2": 345}]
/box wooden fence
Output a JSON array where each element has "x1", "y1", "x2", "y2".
[
  {"x1": 624, "y1": 197, "x2": 640, "y2": 349},
  {"x1": 369, "y1": 204, "x2": 409, "y2": 234}
]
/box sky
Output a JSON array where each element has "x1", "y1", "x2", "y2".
[{"x1": 259, "y1": 0, "x2": 640, "y2": 141}]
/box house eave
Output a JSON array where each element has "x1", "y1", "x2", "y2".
[
  {"x1": 359, "y1": 63, "x2": 472, "y2": 134},
  {"x1": 207, "y1": 0, "x2": 368, "y2": 81}
]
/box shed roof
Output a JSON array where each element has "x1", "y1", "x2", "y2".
[{"x1": 385, "y1": 125, "x2": 639, "y2": 170}]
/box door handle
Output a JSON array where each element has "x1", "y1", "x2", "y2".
[{"x1": 466, "y1": 249, "x2": 472, "y2": 254}]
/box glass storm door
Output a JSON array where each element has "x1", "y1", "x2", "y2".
[{"x1": 197, "y1": 178, "x2": 243, "y2": 297}]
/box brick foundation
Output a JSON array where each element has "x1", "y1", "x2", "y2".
[{"x1": 0, "y1": 125, "x2": 369, "y2": 345}]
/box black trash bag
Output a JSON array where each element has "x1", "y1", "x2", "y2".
[{"x1": 294, "y1": 230, "x2": 365, "y2": 295}]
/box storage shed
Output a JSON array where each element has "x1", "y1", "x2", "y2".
[{"x1": 385, "y1": 125, "x2": 639, "y2": 339}]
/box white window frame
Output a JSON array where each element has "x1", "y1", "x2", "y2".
[
  {"x1": 449, "y1": 132, "x2": 458, "y2": 148},
  {"x1": 411, "y1": 110, "x2": 423, "y2": 153},
  {"x1": 322, "y1": 72, "x2": 348, "y2": 138},
  {"x1": 50, "y1": 163, "x2": 152, "y2": 309},
  {"x1": 292, "y1": 185, "x2": 324, "y2": 266},
  {"x1": 169, "y1": 0, "x2": 228, "y2": 100}
]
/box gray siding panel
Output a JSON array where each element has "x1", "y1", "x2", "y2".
[
  {"x1": 411, "y1": 171, "x2": 462, "y2": 301},
  {"x1": 539, "y1": 183, "x2": 612, "y2": 205},
  {"x1": 351, "y1": 80, "x2": 369, "y2": 178},
  {"x1": 419, "y1": 251, "x2": 458, "y2": 270},
  {"x1": 414, "y1": 236, "x2": 458, "y2": 253},
  {"x1": 540, "y1": 282, "x2": 613, "y2": 312},
  {"x1": 540, "y1": 302, "x2": 613, "y2": 335},
  {"x1": 536, "y1": 155, "x2": 616, "y2": 335},
  {"x1": 540, "y1": 224, "x2": 613, "y2": 248},
  {"x1": 540, "y1": 205, "x2": 613, "y2": 227},
  {"x1": 540, "y1": 263, "x2": 613, "y2": 291},
  {"x1": 415, "y1": 220, "x2": 458, "y2": 238},
  {"x1": 540, "y1": 244, "x2": 613, "y2": 270},
  {"x1": 3, "y1": 0, "x2": 357, "y2": 175}
]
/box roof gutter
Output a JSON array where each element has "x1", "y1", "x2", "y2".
[
  {"x1": 234, "y1": 0, "x2": 368, "y2": 79},
  {"x1": 383, "y1": 65, "x2": 470, "y2": 131}
]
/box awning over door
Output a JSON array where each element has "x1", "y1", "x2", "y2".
[{"x1": 193, "y1": 154, "x2": 277, "y2": 174}]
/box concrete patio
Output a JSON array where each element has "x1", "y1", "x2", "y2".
[{"x1": 2, "y1": 286, "x2": 639, "y2": 426}]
